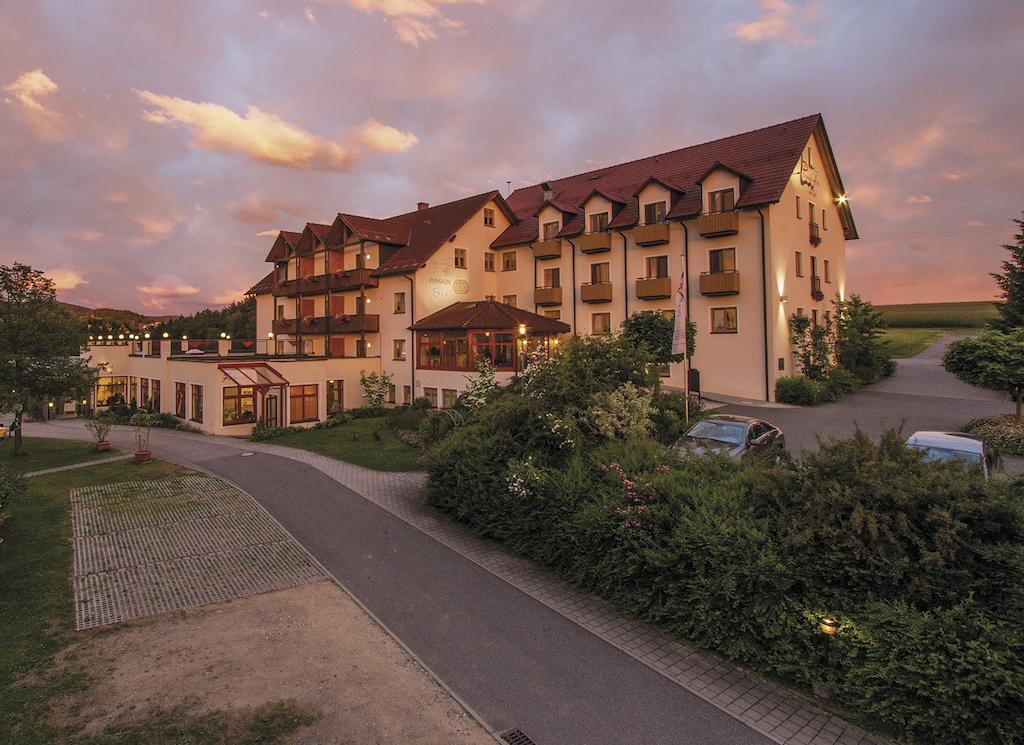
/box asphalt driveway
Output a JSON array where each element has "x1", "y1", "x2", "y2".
[{"x1": 719, "y1": 333, "x2": 1015, "y2": 456}]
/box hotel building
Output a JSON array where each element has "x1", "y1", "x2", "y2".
[{"x1": 86, "y1": 114, "x2": 857, "y2": 435}]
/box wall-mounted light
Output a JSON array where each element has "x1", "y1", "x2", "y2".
[
  {"x1": 836, "y1": 194, "x2": 848, "y2": 206},
  {"x1": 182, "y1": 335, "x2": 188, "y2": 340},
  {"x1": 780, "y1": 296, "x2": 789, "y2": 304},
  {"x1": 267, "y1": 332, "x2": 275, "y2": 338},
  {"x1": 220, "y1": 332, "x2": 226, "y2": 338},
  {"x1": 162, "y1": 332, "x2": 169, "y2": 338},
  {"x1": 47, "y1": 401, "x2": 54, "y2": 408},
  {"x1": 518, "y1": 323, "x2": 527, "y2": 336},
  {"x1": 144, "y1": 333, "x2": 150, "y2": 339},
  {"x1": 819, "y1": 616, "x2": 838, "y2": 636},
  {"x1": 107, "y1": 335, "x2": 113, "y2": 340},
  {"x1": 117, "y1": 334, "x2": 124, "y2": 340}
]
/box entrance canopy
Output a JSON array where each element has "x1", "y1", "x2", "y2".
[{"x1": 218, "y1": 362, "x2": 289, "y2": 389}]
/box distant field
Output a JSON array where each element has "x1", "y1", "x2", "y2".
[
  {"x1": 874, "y1": 301, "x2": 999, "y2": 328},
  {"x1": 880, "y1": 328, "x2": 943, "y2": 358}
]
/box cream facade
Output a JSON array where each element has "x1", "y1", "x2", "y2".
[{"x1": 85, "y1": 114, "x2": 857, "y2": 434}]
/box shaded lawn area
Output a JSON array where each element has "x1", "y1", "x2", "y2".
[
  {"x1": 269, "y1": 416, "x2": 422, "y2": 472},
  {"x1": 0, "y1": 452, "x2": 313, "y2": 745},
  {"x1": 880, "y1": 327, "x2": 943, "y2": 358},
  {"x1": 1, "y1": 436, "x2": 122, "y2": 475}
]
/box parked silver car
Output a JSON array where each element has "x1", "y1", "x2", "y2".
[
  {"x1": 905, "y1": 431, "x2": 995, "y2": 478},
  {"x1": 675, "y1": 415, "x2": 787, "y2": 462}
]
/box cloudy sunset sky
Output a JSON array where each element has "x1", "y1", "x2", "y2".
[{"x1": 1, "y1": 0, "x2": 1021, "y2": 313}]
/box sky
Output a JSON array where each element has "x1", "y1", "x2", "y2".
[{"x1": 0, "y1": 0, "x2": 1021, "y2": 314}]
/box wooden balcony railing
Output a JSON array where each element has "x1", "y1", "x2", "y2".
[
  {"x1": 577, "y1": 232, "x2": 612, "y2": 253},
  {"x1": 534, "y1": 286, "x2": 563, "y2": 306},
  {"x1": 635, "y1": 276, "x2": 673, "y2": 300},
  {"x1": 697, "y1": 211, "x2": 739, "y2": 237},
  {"x1": 274, "y1": 268, "x2": 379, "y2": 296},
  {"x1": 698, "y1": 270, "x2": 740, "y2": 296},
  {"x1": 580, "y1": 281, "x2": 613, "y2": 303},
  {"x1": 533, "y1": 239, "x2": 562, "y2": 259},
  {"x1": 634, "y1": 222, "x2": 670, "y2": 246},
  {"x1": 272, "y1": 313, "x2": 381, "y2": 335}
]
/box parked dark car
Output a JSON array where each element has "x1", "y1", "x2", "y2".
[
  {"x1": 905, "y1": 431, "x2": 995, "y2": 479},
  {"x1": 674, "y1": 414, "x2": 787, "y2": 462}
]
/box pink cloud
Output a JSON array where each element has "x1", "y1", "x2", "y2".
[
  {"x1": 137, "y1": 273, "x2": 199, "y2": 298},
  {"x1": 728, "y1": 1, "x2": 813, "y2": 45},
  {"x1": 341, "y1": 0, "x2": 487, "y2": 46}
]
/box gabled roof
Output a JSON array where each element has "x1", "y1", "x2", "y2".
[
  {"x1": 264, "y1": 230, "x2": 302, "y2": 262},
  {"x1": 494, "y1": 114, "x2": 857, "y2": 244},
  {"x1": 695, "y1": 161, "x2": 752, "y2": 185},
  {"x1": 409, "y1": 300, "x2": 571, "y2": 334},
  {"x1": 331, "y1": 213, "x2": 411, "y2": 246},
  {"x1": 293, "y1": 222, "x2": 332, "y2": 255},
  {"x1": 532, "y1": 196, "x2": 579, "y2": 218},
  {"x1": 245, "y1": 270, "x2": 276, "y2": 296},
  {"x1": 632, "y1": 176, "x2": 684, "y2": 198}
]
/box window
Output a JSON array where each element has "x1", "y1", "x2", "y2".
[
  {"x1": 329, "y1": 336, "x2": 346, "y2": 357},
  {"x1": 796, "y1": 195, "x2": 802, "y2": 219},
  {"x1": 711, "y1": 307, "x2": 738, "y2": 333},
  {"x1": 542, "y1": 221, "x2": 559, "y2": 240},
  {"x1": 483, "y1": 207, "x2": 495, "y2": 227},
  {"x1": 394, "y1": 292, "x2": 406, "y2": 314},
  {"x1": 289, "y1": 384, "x2": 318, "y2": 423},
  {"x1": 355, "y1": 295, "x2": 367, "y2": 314},
  {"x1": 592, "y1": 313, "x2": 612, "y2": 335},
  {"x1": 795, "y1": 251, "x2": 804, "y2": 277},
  {"x1": 824, "y1": 259, "x2": 831, "y2": 283},
  {"x1": 389, "y1": 384, "x2": 397, "y2": 404},
  {"x1": 140, "y1": 378, "x2": 150, "y2": 409},
  {"x1": 129, "y1": 377, "x2": 137, "y2": 404},
  {"x1": 661, "y1": 309, "x2": 675, "y2": 321},
  {"x1": 796, "y1": 307, "x2": 805, "y2": 317},
  {"x1": 544, "y1": 310, "x2": 561, "y2": 320},
  {"x1": 190, "y1": 384, "x2": 203, "y2": 423},
  {"x1": 403, "y1": 385, "x2": 411, "y2": 404},
  {"x1": 424, "y1": 387, "x2": 438, "y2": 409},
  {"x1": 503, "y1": 294, "x2": 518, "y2": 308},
  {"x1": 589, "y1": 212, "x2": 609, "y2": 233},
  {"x1": 454, "y1": 247, "x2": 467, "y2": 269},
  {"x1": 442, "y1": 389, "x2": 458, "y2": 409},
  {"x1": 806, "y1": 146, "x2": 813, "y2": 168},
  {"x1": 96, "y1": 376, "x2": 128, "y2": 407},
  {"x1": 394, "y1": 338, "x2": 406, "y2": 360},
  {"x1": 327, "y1": 380, "x2": 344, "y2": 415},
  {"x1": 277, "y1": 303, "x2": 285, "y2": 319},
  {"x1": 484, "y1": 252, "x2": 495, "y2": 272},
  {"x1": 709, "y1": 247, "x2": 736, "y2": 273},
  {"x1": 812, "y1": 309, "x2": 820, "y2": 326},
  {"x1": 223, "y1": 386, "x2": 256, "y2": 425},
  {"x1": 543, "y1": 267, "x2": 560, "y2": 288},
  {"x1": 644, "y1": 201, "x2": 667, "y2": 224},
  {"x1": 822, "y1": 210, "x2": 828, "y2": 230},
  {"x1": 590, "y1": 262, "x2": 610, "y2": 284},
  {"x1": 808, "y1": 202, "x2": 816, "y2": 225},
  {"x1": 175, "y1": 382, "x2": 186, "y2": 418},
  {"x1": 151, "y1": 380, "x2": 161, "y2": 411},
  {"x1": 355, "y1": 339, "x2": 367, "y2": 357},
  {"x1": 646, "y1": 255, "x2": 669, "y2": 278},
  {"x1": 707, "y1": 189, "x2": 735, "y2": 214},
  {"x1": 502, "y1": 251, "x2": 517, "y2": 271}
]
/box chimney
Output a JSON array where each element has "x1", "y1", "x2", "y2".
[
  {"x1": 417, "y1": 202, "x2": 429, "y2": 211},
  {"x1": 541, "y1": 181, "x2": 555, "y2": 201}
]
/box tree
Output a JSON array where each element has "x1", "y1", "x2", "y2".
[
  {"x1": 0, "y1": 264, "x2": 96, "y2": 455},
  {"x1": 943, "y1": 329, "x2": 1024, "y2": 420},
  {"x1": 789, "y1": 313, "x2": 833, "y2": 380},
  {"x1": 833, "y1": 294, "x2": 893, "y2": 384},
  {"x1": 992, "y1": 215, "x2": 1024, "y2": 331},
  {"x1": 620, "y1": 310, "x2": 696, "y2": 362}
]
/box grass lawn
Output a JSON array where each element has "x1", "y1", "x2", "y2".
[
  {"x1": 875, "y1": 300, "x2": 999, "y2": 328},
  {"x1": 269, "y1": 416, "x2": 422, "y2": 472},
  {"x1": 880, "y1": 328, "x2": 944, "y2": 358},
  {"x1": 1, "y1": 436, "x2": 122, "y2": 475},
  {"x1": 0, "y1": 451, "x2": 313, "y2": 744}
]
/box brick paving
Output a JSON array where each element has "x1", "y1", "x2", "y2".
[
  {"x1": 51, "y1": 421, "x2": 885, "y2": 744},
  {"x1": 71, "y1": 472, "x2": 326, "y2": 630}
]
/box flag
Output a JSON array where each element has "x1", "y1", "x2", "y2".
[{"x1": 671, "y1": 266, "x2": 688, "y2": 358}]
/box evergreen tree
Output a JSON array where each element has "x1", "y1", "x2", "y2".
[{"x1": 992, "y1": 215, "x2": 1024, "y2": 330}]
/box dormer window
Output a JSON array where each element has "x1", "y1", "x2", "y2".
[
  {"x1": 589, "y1": 212, "x2": 609, "y2": 233},
  {"x1": 644, "y1": 201, "x2": 667, "y2": 225},
  {"x1": 542, "y1": 221, "x2": 559, "y2": 241},
  {"x1": 708, "y1": 189, "x2": 735, "y2": 214}
]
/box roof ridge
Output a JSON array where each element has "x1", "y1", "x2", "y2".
[{"x1": 513, "y1": 113, "x2": 821, "y2": 197}]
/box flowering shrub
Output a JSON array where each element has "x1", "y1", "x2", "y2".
[
  {"x1": 461, "y1": 357, "x2": 498, "y2": 410},
  {"x1": 585, "y1": 383, "x2": 653, "y2": 440},
  {"x1": 359, "y1": 371, "x2": 393, "y2": 408}
]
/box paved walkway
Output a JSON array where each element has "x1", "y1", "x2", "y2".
[
  {"x1": 30, "y1": 419, "x2": 881, "y2": 745},
  {"x1": 722, "y1": 332, "x2": 1014, "y2": 455}
]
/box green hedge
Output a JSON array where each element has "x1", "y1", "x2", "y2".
[
  {"x1": 965, "y1": 415, "x2": 1024, "y2": 456},
  {"x1": 425, "y1": 425, "x2": 1024, "y2": 744}
]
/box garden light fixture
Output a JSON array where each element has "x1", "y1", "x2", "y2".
[{"x1": 819, "y1": 616, "x2": 838, "y2": 635}]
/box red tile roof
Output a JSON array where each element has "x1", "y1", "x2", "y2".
[
  {"x1": 307, "y1": 222, "x2": 332, "y2": 241},
  {"x1": 264, "y1": 230, "x2": 302, "y2": 262},
  {"x1": 409, "y1": 301, "x2": 571, "y2": 334},
  {"x1": 493, "y1": 114, "x2": 833, "y2": 245},
  {"x1": 245, "y1": 270, "x2": 275, "y2": 296}
]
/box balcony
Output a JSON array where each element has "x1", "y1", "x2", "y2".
[
  {"x1": 580, "y1": 282, "x2": 613, "y2": 303},
  {"x1": 697, "y1": 211, "x2": 739, "y2": 237},
  {"x1": 272, "y1": 313, "x2": 380, "y2": 335},
  {"x1": 636, "y1": 276, "x2": 673, "y2": 300},
  {"x1": 534, "y1": 286, "x2": 563, "y2": 306},
  {"x1": 533, "y1": 239, "x2": 562, "y2": 260},
  {"x1": 274, "y1": 268, "x2": 379, "y2": 297},
  {"x1": 809, "y1": 221, "x2": 821, "y2": 246},
  {"x1": 699, "y1": 270, "x2": 740, "y2": 296},
  {"x1": 634, "y1": 222, "x2": 670, "y2": 246},
  {"x1": 577, "y1": 232, "x2": 612, "y2": 253}
]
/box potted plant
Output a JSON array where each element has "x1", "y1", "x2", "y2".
[
  {"x1": 84, "y1": 417, "x2": 113, "y2": 452},
  {"x1": 129, "y1": 411, "x2": 156, "y2": 464}
]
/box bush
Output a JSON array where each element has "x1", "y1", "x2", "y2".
[
  {"x1": 251, "y1": 423, "x2": 305, "y2": 441},
  {"x1": 0, "y1": 464, "x2": 26, "y2": 541},
  {"x1": 965, "y1": 414, "x2": 1024, "y2": 456},
  {"x1": 649, "y1": 391, "x2": 702, "y2": 444},
  {"x1": 775, "y1": 375, "x2": 833, "y2": 405},
  {"x1": 348, "y1": 406, "x2": 389, "y2": 419},
  {"x1": 313, "y1": 413, "x2": 352, "y2": 429}
]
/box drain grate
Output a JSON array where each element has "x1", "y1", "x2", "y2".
[{"x1": 501, "y1": 730, "x2": 538, "y2": 745}]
